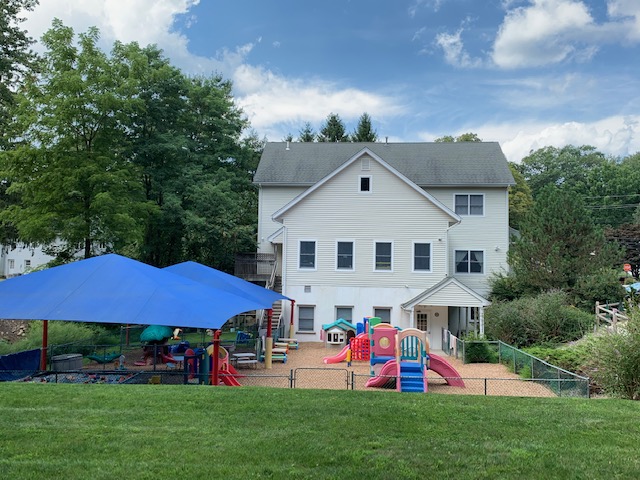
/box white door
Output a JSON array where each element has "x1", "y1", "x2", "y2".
[{"x1": 416, "y1": 312, "x2": 432, "y2": 347}]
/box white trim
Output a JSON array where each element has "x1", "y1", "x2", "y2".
[
  {"x1": 373, "y1": 240, "x2": 394, "y2": 272},
  {"x1": 297, "y1": 304, "x2": 316, "y2": 332},
  {"x1": 272, "y1": 148, "x2": 461, "y2": 223},
  {"x1": 267, "y1": 226, "x2": 284, "y2": 243},
  {"x1": 401, "y1": 277, "x2": 491, "y2": 310},
  {"x1": 298, "y1": 239, "x2": 317, "y2": 271},
  {"x1": 412, "y1": 240, "x2": 433, "y2": 273},
  {"x1": 335, "y1": 239, "x2": 355, "y2": 272}
]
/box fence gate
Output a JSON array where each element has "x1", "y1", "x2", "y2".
[{"x1": 293, "y1": 368, "x2": 350, "y2": 390}]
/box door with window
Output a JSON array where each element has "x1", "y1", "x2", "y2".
[{"x1": 416, "y1": 312, "x2": 432, "y2": 347}]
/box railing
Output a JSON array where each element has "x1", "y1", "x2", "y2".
[
  {"x1": 234, "y1": 253, "x2": 276, "y2": 280},
  {"x1": 595, "y1": 301, "x2": 629, "y2": 333}
]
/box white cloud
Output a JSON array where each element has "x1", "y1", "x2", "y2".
[
  {"x1": 434, "y1": 29, "x2": 483, "y2": 68},
  {"x1": 492, "y1": 0, "x2": 640, "y2": 68},
  {"x1": 233, "y1": 64, "x2": 407, "y2": 140},
  {"x1": 417, "y1": 115, "x2": 640, "y2": 162}
]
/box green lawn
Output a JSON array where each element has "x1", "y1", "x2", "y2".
[{"x1": 1, "y1": 384, "x2": 639, "y2": 479}]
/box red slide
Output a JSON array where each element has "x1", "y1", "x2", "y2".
[
  {"x1": 219, "y1": 368, "x2": 241, "y2": 386},
  {"x1": 323, "y1": 344, "x2": 350, "y2": 364},
  {"x1": 429, "y1": 354, "x2": 465, "y2": 388},
  {"x1": 365, "y1": 359, "x2": 397, "y2": 388}
]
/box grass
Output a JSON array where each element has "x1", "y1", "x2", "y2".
[{"x1": 1, "y1": 385, "x2": 639, "y2": 479}]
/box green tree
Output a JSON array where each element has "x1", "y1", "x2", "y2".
[
  {"x1": 434, "y1": 132, "x2": 482, "y2": 142},
  {"x1": 1, "y1": 20, "x2": 153, "y2": 259},
  {"x1": 516, "y1": 145, "x2": 608, "y2": 197},
  {"x1": 507, "y1": 185, "x2": 622, "y2": 294},
  {"x1": 317, "y1": 113, "x2": 349, "y2": 142},
  {"x1": 508, "y1": 163, "x2": 533, "y2": 231},
  {"x1": 351, "y1": 112, "x2": 377, "y2": 142},
  {"x1": 298, "y1": 122, "x2": 315, "y2": 142}
]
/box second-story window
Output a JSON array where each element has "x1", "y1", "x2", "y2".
[
  {"x1": 455, "y1": 194, "x2": 484, "y2": 215},
  {"x1": 299, "y1": 240, "x2": 316, "y2": 269},
  {"x1": 413, "y1": 242, "x2": 431, "y2": 271},
  {"x1": 336, "y1": 241, "x2": 354, "y2": 270},
  {"x1": 375, "y1": 241, "x2": 392, "y2": 271},
  {"x1": 359, "y1": 175, "x2": 371, "y2": 193}
]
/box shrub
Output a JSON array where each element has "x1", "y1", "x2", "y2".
[
  {"x1": 0, "y1": 321, "x2": 115, "y2": 356},
  {"x1": 485, "y1": 290, "x2": 593, "y2": 348},
  {"x1": 523, "y1": 344, "x2": 590, "y2": 375},
  {"x1": 583, "y1": 307, "x2": 640, "y2": 400},
  {"x1": 572, "y1": 268, "x2": 627, "y2": 312},
  {"x1": 462, "y1": 333, "x2": 499, "y2": 363}
]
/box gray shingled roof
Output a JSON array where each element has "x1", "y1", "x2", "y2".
[{"x1": 254, "y1": 142, "x2": 515, "y2": 186}]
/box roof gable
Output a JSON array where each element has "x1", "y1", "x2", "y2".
[
  {"x1": 272, "y1": 148, "x2": 460, "y2": 223},
  {"x1": 401, "y1": 277, "x2": 491, "y2": 309},
  {"x1": 255, "y1": 142, "x2": 515, "y2": 187}
]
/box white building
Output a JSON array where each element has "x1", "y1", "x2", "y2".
[
  {"x1": 0, "y1": 243, "x2": 55, "y2": 278},
  {"x1": 252, "y1": 142, "x2": 515, "y2": 349}
]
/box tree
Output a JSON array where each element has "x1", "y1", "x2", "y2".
[
  {"x1": 1, "y1": 21, "x2": 153, "y2": 259},
  {"x1": 606, "y1": 223, "x2": 640, "y2": 279},
  {"x1": 0, "y1": 0, "x2": 38, "y2": 145},
  {"x1": 434, "y1": 132, "x2": 482, "y2": 142},
  {"x1": 298, "y1": 122, "x2": 315, "y2": 142},
  {"x1": 317, "y1": 113, "x2": 349, "y2": 142},
  {"x1": 516, "y1": 145, "x2": 608, "y2": 197},
  {"x1": 283, "y1": 133, "x2": 293, "y2": 142},
  {"x1": 508, "y1": 163, "x2": 533, "y2": 231},
  {"x1": 507, "y1": 185, "x2": 622, "y2": 294},
  {"x1": 351, "y1": 112, "x2": 377, "y2": 142}
]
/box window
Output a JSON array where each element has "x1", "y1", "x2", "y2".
[
  {"x1": 299, "y1": 241, "x2": 316, "y2": 269},
  {"x1": 298, "y1": 306, "x2": 315, "y2": 332},
  {"x1": 24, "y1": 260, "x2": 31, "y2": 269},
  {"x1": 374, "y1": 308, "x2": 391, "y2": 323},
  {"x1": 359, "y1": 175, "x2": 371, "y2": 192},
  {"x1": 336, "y1": 241, "x2": 354, "y2": 270},
  {"x1": 413, "y1": 242, "x2": 431, "y2": 271},
  {"x1": 375, "y1": 242, "x2": 392, "y2": 271},
  {"x1": 8, "y1": 259, "x2": 14, "y2": 269},
  {"x1": 336, "y1": 307, "x2": 353, "y2": 322},
  {"x1": 455, "y1": 250, "x2": 484, "y2": 274},
  {"x1": 454, "y1": 194, "x2": 484, "y2": 215}
]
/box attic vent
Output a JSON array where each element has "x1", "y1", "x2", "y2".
[
  {"x1": 304, "y1": 285, "x2": 311, "y2": 293},
  {"x1": 361, "y1": 158, "x2": 370, "y2": 171}
]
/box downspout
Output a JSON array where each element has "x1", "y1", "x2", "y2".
[{"x1": 289, "y1": 299, "x2": 296, "y2": 338}]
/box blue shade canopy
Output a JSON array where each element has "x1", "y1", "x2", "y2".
[
  {"x1": 164, "y1": 261, "x2": 290, "y2": 307},
  {"x1": 0, "y1": 254, "x2": 266, "y2": 329}
]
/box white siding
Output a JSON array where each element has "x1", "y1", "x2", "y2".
[
  {"x1": 257, "y1": 185, "x2": 306, "y2": 253},
  {"x1": 281, "y1": 155, "x2": 453, "y2": 289},
  {"x1": 429, "y1": 187, "x2": 509, "y2": 296}
]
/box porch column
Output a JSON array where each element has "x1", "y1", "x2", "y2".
[
  {"x1": 479, "y1": 307, "x2": 485, "y2": 337},
  {"x1": 410, "y1": 307, "x2": 415, "y2": 329}
]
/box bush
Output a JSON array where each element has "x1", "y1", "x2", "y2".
[
  {"x1": 583, "y1": 307, "x2": 640, "y2": 400},
  {"x1": 523, "y1": 344, "x2": 589, "y2": 375},
  {"x1": 462, "y1": 333, "x2": 499, "y2": 363},
  {"x1": 0, "y1": 321, "x2": 115, "y2": 356},
  {"x1": 485, "y1": 290, "x2": 593, "y2": 348}
]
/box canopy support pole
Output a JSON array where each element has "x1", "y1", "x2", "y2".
[
  {"x1": 265, "y1": 308, "x2": 273, "y2": 369},
  {"x1": 289, "y1": 299, "x2": 295, "y2": 338},
  {"x1": 211, "y1": 329, "x2": 221, "y2": 386},
  {"x1": 40, "y1": 320, "x2": 48, "y2": 371}
]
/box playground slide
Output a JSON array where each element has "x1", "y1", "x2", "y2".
[
  {"x1": 219, "y1": 368, "x2": 241, "y2": 386},
  {"x1": 323, "y1": 344, "x2": 350, "y2": 364},
  {"x1": 323, "y1": 332, "x2": 367, "y2": 364},
  {"x1": 429, "y1": 354, "x2": 465, "y2": 388},
  {"x1": 365, "y1": 359, "x2": 397, "y2": 388}
]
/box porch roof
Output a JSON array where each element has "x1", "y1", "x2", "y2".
[{"x1": 401, "y1": 277, "x2": 491, "y2": 310}]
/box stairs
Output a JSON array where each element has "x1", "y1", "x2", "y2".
[
  {"x1": 260, "y1": 275, "x2": 284, "y2": 334},
  {"x1": 399, "y1": 362, "x2": 425, "y2": 393}
]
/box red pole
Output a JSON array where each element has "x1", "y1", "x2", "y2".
[
  {"x1": 211, "y1": 329, "x2": 221, "y2": 386},
  {"x1": 265, "y1": 309, "x2": 273, "y2": 369},
  {"x1": 289, "y1": 299, "x2": 296, "y2": 338},
  {"x1": 40, "y1": 320, "x2": 48, "y2": 370},
  {"x1": 266, "y1": 308, "x2": 273, "y2": 338}
]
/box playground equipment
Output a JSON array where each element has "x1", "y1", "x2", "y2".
[
  {"x1": 183, "y1": 345, "x2": 244, "y2": 386},
  {"x1": 365, "y1": 325, "x2": 465, "y2": 392},
  {"x1": 323, "y1": 331, "x2": 370, "y2": 364}
]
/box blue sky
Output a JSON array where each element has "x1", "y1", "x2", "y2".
[{"x1": 22, "y1": 0, "x2": 640, "y2": 162}]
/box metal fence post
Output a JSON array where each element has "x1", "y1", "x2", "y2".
[
  {"x1": 484, "y1": 378, "x2": 487, "y2": 395},
  {"x1": 289, "y1": 369, "x2": 294, "y2": 389}
]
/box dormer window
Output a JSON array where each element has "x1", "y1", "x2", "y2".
[{"x1": 359, "y1": 175, "x2": 371, "y2": 193}]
